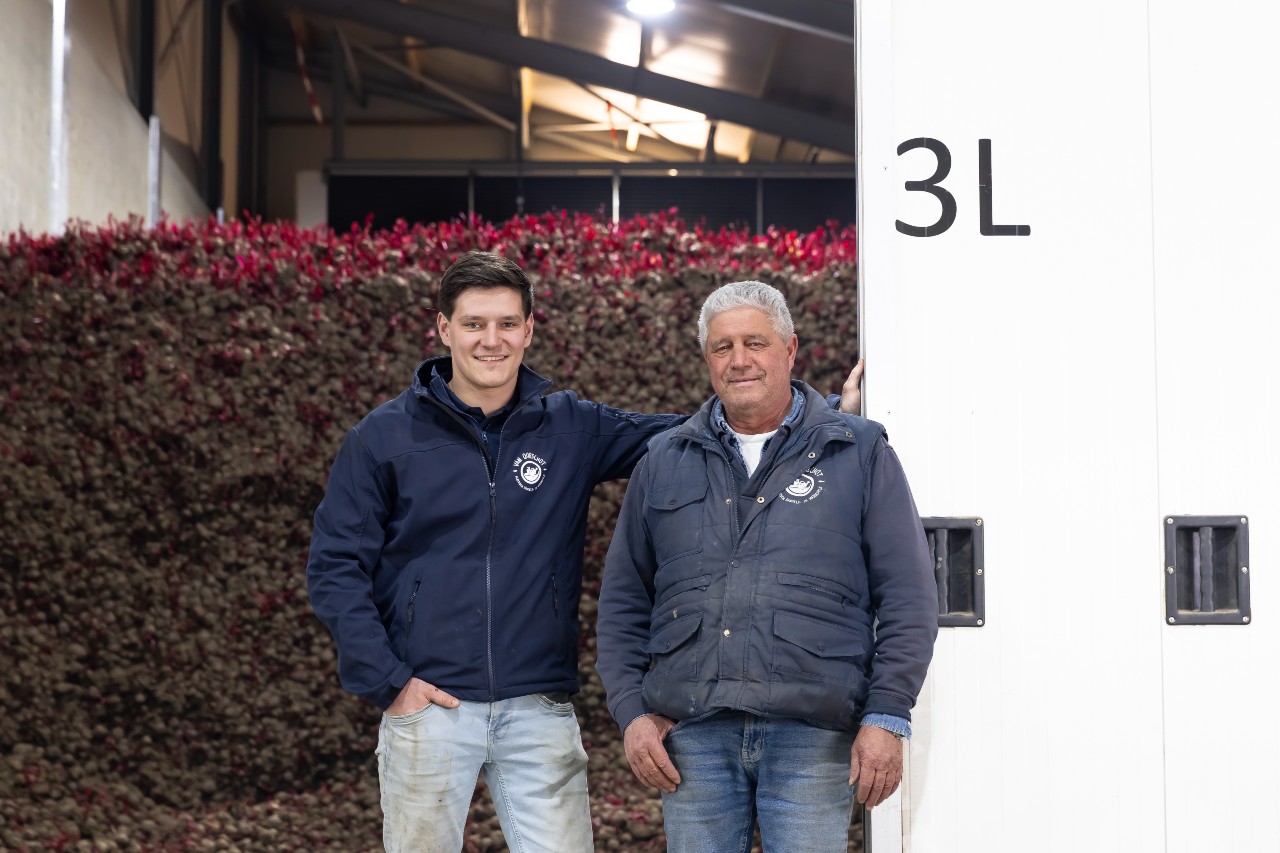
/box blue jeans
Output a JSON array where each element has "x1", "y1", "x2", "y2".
[
  {"x1": 376, "y1": 693, "x2": 592, "y2": 853},
  {"x1": 661, "y1": 712, "x2": 855, "y2": 853}
]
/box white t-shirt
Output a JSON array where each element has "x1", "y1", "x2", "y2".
[{"x1": 733, "y1": 429, "x2": 777, "y2": 477}]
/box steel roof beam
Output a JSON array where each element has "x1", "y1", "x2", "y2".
[
  {"x1": 288, "y1": 0, "x2": 856, "y2": 154},
  {"x1": 261, "y1": 49, "x2": 514, "y2": 124},
  {"x1": 706, "y1": 0, "x2": 854, "y2": 44}
]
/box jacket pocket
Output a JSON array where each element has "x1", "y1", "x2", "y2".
[
  {"x1": 771, "y1": 610, "x2": 867, "y2": 667},
  {"x1": 655, "y1": 573, "x2": 712, "y2": 612},
  {"x1": 642, "y1": 614, "x2": 702, "y2": 718},
  {"x1": 644, "y1": 613, "x2": 703, "y2": 657},
  {"x1": 769, "y1": 611, "x2": 868, "y2": 727},
  {"x1": 394, "y1": 574, "x2": 424, "y2": 660},
  {"x1": 549, "y1": 569, "x2": 568, "y2": 665},
  {"x1": 777, "y1": 572, "x2": 856, "y2": 607},
  {"x1": 646, "y1": 480, "x2": 707, "y2": 567}
]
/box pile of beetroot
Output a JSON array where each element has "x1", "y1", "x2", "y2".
[{"x1": 0, "y1": 210, "x2": 860, "y2": 851}]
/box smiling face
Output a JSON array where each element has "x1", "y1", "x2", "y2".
[
  {"x1": 437, "y1": 286, "x2": 534, "y2": 413},
  {"x1": 703, "y1": 306, "x2": 798, "y2": 434}
]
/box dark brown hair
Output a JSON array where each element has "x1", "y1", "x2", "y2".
[{"x1": 438, "y1": 252, "x2": 534, "y2": 319}]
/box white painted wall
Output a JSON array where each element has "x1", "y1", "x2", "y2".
[
  {"x1": 294, "y1": 169, "x2": 327, "y2": 229},
  {"x1": 1149, "y1": 3, "x2": 1280, "y2": 851},
  {"x1": 0, "y1": 0, "x2": 206, "y2": 237},
  {"x1": 857, "y1": 0, "x2": 1280, "y2": 850},
  {"x1": 0, "y1": 0, "x2": 55, "y2": 233}
]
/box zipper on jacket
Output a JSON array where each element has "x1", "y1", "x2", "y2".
[
  {"x1": 551, "y1": 575, "x2": 560, "y2": 618},
  {"x1": 480, "y1": 393, "x2": 541, "y2": 700},
  {"x1": 425, "y1": 381, "x2": 543, "y2": 702},
  {"x1": 426, "y1": 398, "x2": 501, "y2": 698},
  {"x1": 407, "y1": 579, "x2": 421, "y2": 624},
  {"x1": 484, "y1": 481, "x2": 497, "y2": 699},
  {"x1": 726, "y1": 461, "x2": 742, "y2": 544}
]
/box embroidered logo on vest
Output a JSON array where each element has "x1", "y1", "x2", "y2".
[
  {"x1": 780, "y1": 467, "x2": 825, "y2": 505},
  {"x1": 513, "y1": 452, "x2": 548, "y2": 491}
]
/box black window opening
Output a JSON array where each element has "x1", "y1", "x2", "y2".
[
  {"x1": 618, "y1": 176, "x2": 758, "y2": 231},
  {"x1": 328, "y1": 175, "x2": 469, "y2": 231},
  {"x1": 472, "y1": 177, "x2": 613, "y2": 223},
  {"x1": 327, "y1": 174, "x2": 856, "y2": 234}
]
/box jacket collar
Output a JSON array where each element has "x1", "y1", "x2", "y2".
[
  {"x1": 410, "y1": 356, "x2": 553, "y2": 412},
  {"x1": 676, "y1": 380, "x2": 848, "y2": 448}
]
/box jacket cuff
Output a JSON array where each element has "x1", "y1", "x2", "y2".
[
  {"x1": 612, "y1": 693, "x2": 650, "y2": 736},
  {"x1": 860, "y1": 713, "x2": 912, "y2": 738},
  {"x1": 861, "y1": 690, "x2": 913, "y2": 722},
  {"x1": 373, "y1": 662, "x2": 415, "y2": 710}
]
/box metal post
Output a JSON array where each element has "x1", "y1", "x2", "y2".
[
  {"x1": 235, "y1": 10, "x2": 258, "y2": 216},
  {"x1": 133, "y1": 0, "x2": 156, "y2": 118},
  {"x1": 49, "y1": 0, "x2": 68, "y2": 235},
  {"x1": 147, "y1": 116, "x2": 162, "y2": 225},
  {"x1": 755, "y1": 176, "x2": 764, "y2": 236},
  {"x1": 331, "y1": 28, "x2": 346, "y2": 161},
  {"x1": 199, "y1": 0, "x2": 224, "y2": 212}
]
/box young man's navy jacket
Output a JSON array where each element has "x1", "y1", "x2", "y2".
[{"x1": 306, "y1": 357, "x2": 683, "y2": 709}]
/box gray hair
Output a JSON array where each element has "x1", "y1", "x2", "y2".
[{"x1": 697, "y1": 280, "x2": 795, "y2": 350}]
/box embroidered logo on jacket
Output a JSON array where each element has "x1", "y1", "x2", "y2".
[
  {"x1": 780, "y1": 467, "x2": 825, "y2": 505},
  {"x1": 513, "y1": 452, "x2": 548, "y2": 491}
]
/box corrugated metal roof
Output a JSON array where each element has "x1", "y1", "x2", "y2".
[{"x1": 249, "y1": 0, "x2": 856, "y2": 164}]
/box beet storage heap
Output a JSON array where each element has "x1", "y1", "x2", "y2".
[{"x1": 0, "y1": 211, "x2": 859, "y2": 851}]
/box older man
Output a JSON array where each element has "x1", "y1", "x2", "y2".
[{"x1": 596, "y1": 280, "x2": 938, "y2": 852}]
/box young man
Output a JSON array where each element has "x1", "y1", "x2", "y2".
[
  {"x1": 307, "y1": 254, "x2": 861, "y2": 852},
  {"x1": 596, "y1": 280, "x2": 937, "y2": 853}
]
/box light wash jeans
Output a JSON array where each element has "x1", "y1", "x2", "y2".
[
  {"x1": 661, "y1": 711, "x2": 856, "y2": 853},
  {"x1": 376, "y1": 693, "x2": 592, "y2": 853}
]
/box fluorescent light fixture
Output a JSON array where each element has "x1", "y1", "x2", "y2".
[{"x1": 626, "y1": 0, "x2": 675, "y2": 17}]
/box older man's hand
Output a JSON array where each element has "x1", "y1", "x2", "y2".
[
  {"x1": 850, "y1": 724, "x2": 903, "y2": 808},
  {"x1": 623, "y1": 714, "x2": 681, "y2": 793},
  {"x1": 838, "y1": 359, "x2": 864, "y2": 415}
]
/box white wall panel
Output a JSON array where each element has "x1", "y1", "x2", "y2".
[
  {"x1": 859, "y1": 0, "x2": 1168, "y2": 849},
  {"x1": 0, "y1": 0, "x2": 205, "y2": 236},
  {"x1": 1149, "y1": 2, "x2": 1280, "y2": 851},
  {"x1": 64, "y1": 0, "x2": 205, "y2": 224},
  {"x1": 0, "y1": 0, "x2": 53, "y2": 235}
]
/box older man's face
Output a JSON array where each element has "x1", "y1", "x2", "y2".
[{"x1": 704, "y1": 306, "x2": 798, "y2": 431}]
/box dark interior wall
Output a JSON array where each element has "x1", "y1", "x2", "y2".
[
  {"x1": 617, "y1": 176, "x2": 757, "y2": 229},
  {"x1": 327, "y1": 174, "x2": 855, "y2": 232},
  {"x1": 472, "y1": 177, "x2": 613, "y2": 223},
  {"x1": 764, "y1": 178, "x2": 857, "y2": 232},
  {"x1": 327, "y1": 175, "x2": 471, "y2": 231}
]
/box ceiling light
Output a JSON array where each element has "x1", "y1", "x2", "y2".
[
  {"x1": 626, "y1": 125, "x2": 641, "y2": 152},
  {"x1": 626, "y1": 0, "x2": 676, "y2": 17}
]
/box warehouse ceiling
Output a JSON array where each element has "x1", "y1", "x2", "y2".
[{"x1": 243, "y1": 0, "x2": 856, "y2": 164}]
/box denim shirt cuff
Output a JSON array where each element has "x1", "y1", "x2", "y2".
[{"x1": 861, "y1": 713, "x2": 912, "y2": 739}]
